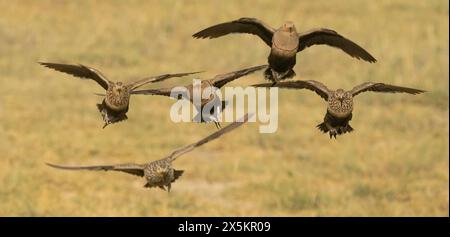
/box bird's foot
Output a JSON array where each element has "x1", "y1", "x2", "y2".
[
  {"x1": 284, "y1": 69, "x2": 296, "y2": 79},
  {"x1": 214, "y1": 122, "x2": 222, "y2": 130},
  {"x1": 329, "y1": 129, "x2": 338, "y2": 139},
  {"x1": 97, "y1": 104, "x2": 128, "y2": 128},
  {"x1": 271, "y1": 70, "x2": 280, "y2": 84}
]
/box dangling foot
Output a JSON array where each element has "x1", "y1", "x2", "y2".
[
  {"x1": 264, "y1": 68, "x2": 280, "y2": 84},
  {"x1": 97, "y1": 103, "x2": 128, "y2": 129},
  {"x1": 271, "y1": 71, "x2": 279, "y2": 86},
  {"x1": 158, "y1": 185, "x2": 166, "y2": 191},
  {"x1": 329, "y1": 128, "x2": 338, "y2": 139},
  {"x1": 214, "y1": 121, "x2": 221, "y2": 130},
  {"x1": 283, "y1": 69, "x2": 296, "y2": 79}
]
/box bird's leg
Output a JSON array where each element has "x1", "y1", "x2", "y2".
[
  {"x1": 271, "y1": 79, "x2": 279, "y2": 86},
  {"x1": 167, "y1": 183, "x2": 171, "y2": 193},
  {"x1": 329, "y1": 130, "x2": 337, "y2": 139},
  {"x1": 271, "y1": 69, "x2": 279, "y2": 86},
  {"x1": 325, "y1": 123, "x2": 337, "y2": 139},
  {"x1": 271, "y1": 76, "x2": 279, "y2": 86},
  {"x1": 329, "y1": 131, "x2": 335, "y2": 139},
  {"x1": 158, "y1": 185, "x2": 166, "y2": 191},
  {"x1": 214, "y1": 121, "x2": 221, "y2": 130}
]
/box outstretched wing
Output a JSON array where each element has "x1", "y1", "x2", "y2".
[
  {"x1": 297, "y1": 29, "x2": 377, "y2": 63},
  {"x1": 350, "y1": 82, "x2": 425, "y2": 97},
  {"x1": 210, "y1": 65, "x2": 268, "y2": 89},
  {"x1": 46, "y1": 163, "x2": 145, "y2": 177},
  {"x1": 167, "y1": 113, "x2": 252, "y2": 162},
  {"x1": 39, "y1": 62, "x2": 111, "y2": 90},
  {"x1": 128, "y1": 71, "x2": 202, "y2": 91},
  {"x1": 252, "y1": 80, "x2": 331, "y2": 101},
  {"x1": 193, "y1": 18, "x2": 275, "y2": 47},
  {"x1": 131, "y1": 88, "x2": 173, "y2": 97}
]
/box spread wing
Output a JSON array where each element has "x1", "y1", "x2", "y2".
[
  {"x1": 127, "y1": 71, "x2": 202, "y2": 91},
  {"x1": 193, "y1": 18, "x2": 275, "y2": 47},
  {"x1": 350, "y1": 82, "x2": 425, "y2": 97},
  {"x1": 211, "y1": 65, "x2": 268, "y2": 88},
  {"x1": 46, "y1": 163, "x2": 145, "y2": 177},
  {"x1": 167, "y1": 113, "x2": 252, "y2": 162},
  {"x1": 131, "y1": 88, "x2": 173, "y2": 97},
  {"x1": 252, "y1": 80, "x2": 331, "y2": 101},
  {"x1": 297, "y1": 29, "x2": 377, "y2": 63},
  {"x1": 39, "y1": 62, "x2": 111, "y2": 90}
]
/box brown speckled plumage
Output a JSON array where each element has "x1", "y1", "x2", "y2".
[
  {"x1": 47, "y1": 114, "x2": 252, "y2": 192},
  {"x1": 132, "y1": 65, "x2": 267, "y2": 129},
  {"x1": 253, "y1": 80, "x2": 425, "y2": 138},
  {"x1": 40, "y1": 62, "x2": 200, "y2": 128}
]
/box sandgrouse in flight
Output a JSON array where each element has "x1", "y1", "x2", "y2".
[
  {"x1": 254, "y1": 80, "x2": 424, "y2": 138},
  {"x1": 47, "y1": 114, "x2": 252, "y2": 192},
  {"x1": 193, "y1": 18, "x2": 376, "y2": 83},
  {"x1": 132, "y1": 65, "x2": 267, "y2": 128},
  {"x1": 40, "y1": 62, "x2": 199, "y2": 128}
]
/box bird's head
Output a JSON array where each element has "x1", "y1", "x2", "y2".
[
  {"x1": 282, "y1": 21, "x2": 296, "y2": 33},
  {"x1": 111, "y1": 82, "x2": 127, "y2": 94},
  {"x1": 156, "y1": 166, "x2": 166, "y2": 175},
  {"x1": 335, "y1": 89, "x2": 347, "y2": 102}
]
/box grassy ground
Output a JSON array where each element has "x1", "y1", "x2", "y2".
[{"x1": 0, "y1": 0, "x2": 448, "y2": 216}]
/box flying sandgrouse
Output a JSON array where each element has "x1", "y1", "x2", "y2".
[
  {"x1": 47, "y1": 113, "x2": 252, "y2": 191},
  {"x1": 40, "y1": 62, "x2": 200, "y2": 128},
  {"x1": 254, "y1": 81, "x2": 424, "y2": 138},
  {"x1": 132, "y1": 65, "x2": 267, "y2": 128},
  {"x1": 193, "y1": 18, "x2": 376, "y2": 83}
]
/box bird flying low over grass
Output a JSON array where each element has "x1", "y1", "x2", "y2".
[
  {"x1": 193, "y1": 17, "x2": 376, "y2": 84},
  {"x1": 47, "y1": 113, "x2": 252, "y2": 192},
  {"x1": 132, "y1": 65, "x2": 267, "y2": 129},
  {"x1": 39, "y1": 62, "x2": 201, "y2": 128},
  {"x1": 253, "y1": 81, "x2": 424, "y2": 138}
]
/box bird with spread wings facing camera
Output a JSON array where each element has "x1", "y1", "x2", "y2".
[
  {"x1": 40, "y1": 62, "x2": 201, "y2": 128},
  {"x1": 254, "y1": 81, "x2": 424, "y2": 138}
]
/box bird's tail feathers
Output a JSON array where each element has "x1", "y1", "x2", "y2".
[
  {"x1": 340, "y1": 124, "x2": 354, "y2": 134},
  {"x1": 316, "y1": 122, "x2": 329, "y2": 133}
]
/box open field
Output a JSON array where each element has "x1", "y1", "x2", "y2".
[{"x1": 0, "y1": 0, "x2": 448, "y2": 216}]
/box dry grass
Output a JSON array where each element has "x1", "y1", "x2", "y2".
[{"x1": 0, "y1": 0, "x2": 448, "y2": 216}]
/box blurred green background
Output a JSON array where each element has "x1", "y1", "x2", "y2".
[{"x1": 0, "y1": 0, "x2": 448, "y2": 216}]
